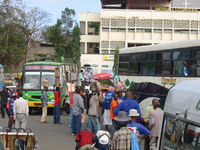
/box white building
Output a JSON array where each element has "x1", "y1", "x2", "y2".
[{"x1": 79, "y1": 0, "x2": 200, "y2": 74}]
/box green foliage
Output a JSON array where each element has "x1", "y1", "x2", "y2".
[
  {"x1": 125, "y1": 79, "x2": 130, "y2": 86},
  {"x1": 128, "y1": 81, "x2": 135, "y2": 91},
  {"x1": 112, "y1": 47, "x2": 119, "y2": 75}
]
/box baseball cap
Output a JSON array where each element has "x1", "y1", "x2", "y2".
[{"x1": 99, "y1": 135, "x2": 109, "y2": 148}]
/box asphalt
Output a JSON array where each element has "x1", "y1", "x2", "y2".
[{"x1": 0, "y1": 109, "x2": 90, "y2": 150}]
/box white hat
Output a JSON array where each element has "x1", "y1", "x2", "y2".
[
  {"x1": 99, "y1": 135, "x2": 109, "y2": 145},
  {"x1": 129, "y1": 109, "x2": 139, "y2": 117}
]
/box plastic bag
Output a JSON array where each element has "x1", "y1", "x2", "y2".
[{"x1": 131, "y1": 131, "x2": 140, "y2": 150}]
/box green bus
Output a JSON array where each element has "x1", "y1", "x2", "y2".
[{"x1": 21, "y1": 61, "x2": 78, "y2": 114}]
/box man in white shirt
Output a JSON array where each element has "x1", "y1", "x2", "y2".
[{"x1": 14, "y1": 92, "x2": 29, "y2": 129}]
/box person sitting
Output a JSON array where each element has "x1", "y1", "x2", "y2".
[{"x1": 75, "y1": 128, "x2": 94, "y2": 150}]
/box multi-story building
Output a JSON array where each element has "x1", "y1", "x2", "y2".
[{"x1": 79, "y1": 0, "x2": 200, "y2": 74}]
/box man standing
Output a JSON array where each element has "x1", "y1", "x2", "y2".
[
  {"x1": 6, "y1": 93, "x2": 17, "y2": 129},
  {"x1": 148, "y1": 101, "x2": 164, "y2": 150},
  {"x1": 87, "y1": 82, "x2": 101, "y2": 135},
  {"x1": 111, "y1": 111, "x2": 132, "y2": 150},
  {"x1": 53, "y1": 87, "x2": 62, "y2": 125},
  {"x1": 0, "y1": 86, "x2": 10, "y2": 118},
  {"x1": 127, "y1": 109, "x2": 150, "y2": 142},
  {"x1": 71, "y1": 88, "x2": 84, "y2": 135},
  {"x1": 13, "y1": 92, "x2": 29, "y2": 129},
  {"x1": 41, "y1": 87, "x2": 48, "y2": 123},
  {"x1": 114, "y1": 91, "x2": 141, "y2": 122}
]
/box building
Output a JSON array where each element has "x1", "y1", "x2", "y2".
[{"x1": 79, "y1": 0, "x2": 200, "y2": 74}]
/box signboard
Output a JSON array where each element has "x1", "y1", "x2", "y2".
[
  {"x1": 25, "y1": 65, "x2": 58, "y2": 70},
  {"x1": 161, "y1": 77, "x2": 176, "y2": 85},
  {"x1": 103, "y1": 55, "x2": 114, "y2": 61}
]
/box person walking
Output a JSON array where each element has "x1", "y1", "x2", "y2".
[
  {"x1": 103, "y1": 86, "x2": 114, "y2": 131},
  {"x1": 71, "y1": 88, "x2": 85, "y2": 135},
  {"x1": 13, "y1": 92, "x2": 29, "y2": 129},
  {"x1": 53, "y1": 87, "x2": 62, "y2": 125},
  {"x1": 40, "y1": 87, "x2": 48, "y2": 123},
  {"x1": 6, "y1": 93, "x2": 17, "y2": 129},
  {"x1": 87, "y1": 82, "x2": 101, "y2": 135},
  {"x1": 110, "y1": 93, "x2": 119, "y2": 138},
  {"x1": 148, "y1": 101, "x2": 164, "y2": 150},
  {"x1": 110, "y1": 111, "x2": 132, "y2": 150},
  {"x1": 114, "y1": 91, "x2": 141, "y2": 122},
  {"x1": 0, "y1": 86, "x2": 10, "y2": 118}
]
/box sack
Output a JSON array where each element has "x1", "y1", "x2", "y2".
[
  {"x1": 42, "y1": 80, "x2": 49, "y2": 87},
  {"x1": 131, "y1": 131, "x2": 140, "y2": 150}
]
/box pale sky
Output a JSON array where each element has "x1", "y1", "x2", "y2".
[{"x1": 23, "y1": 0, "x2": 101, "y2": 25}]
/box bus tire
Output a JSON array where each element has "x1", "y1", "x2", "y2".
[{"x1": 29, "y1": 108, "x2": 33, "y2": 115}]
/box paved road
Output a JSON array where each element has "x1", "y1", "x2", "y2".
[{"x1": 0, "y1": 110, "x2": 90, "y2": 150}]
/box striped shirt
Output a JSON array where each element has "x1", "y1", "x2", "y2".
[
  {"x1": 72, "y1": 93, "x2": 84, "y2": 115},
  {"x1": 111, "y1": 127, "x2": 132, "y2": 150}
]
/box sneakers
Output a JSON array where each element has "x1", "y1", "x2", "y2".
[
  {"x1": 71, "y1": 134, "x2": 75, "y2": 136},
  {"x1": 69, "y1": 125, "x2": 71, "y2": 128}
]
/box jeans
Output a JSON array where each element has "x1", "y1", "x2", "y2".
[
  {"x1": 71, "y1": 114, "x2": 81, "y2": 134},
  {"x1": 87, "y1": 115, "x2": 100, "y2": 135},
  {"x1": 53, "y1": 104, "x2": 60, "y2": 124},
  {"x1": 111, "y1": 119, "x2": 117, "y2": 138},
  {"x1": 70, "y1": 107, "x2": 73, "y2": 126}
]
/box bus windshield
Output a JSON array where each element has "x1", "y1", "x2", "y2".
[
  {"x1": 23, "y1": 71, "x2": 55, "y2": 90},
  {"x1": 41, "y1": 72, "x2": 54, "y2": 90},
  {"x1": 23, "y1": 72, "x2": 40, "y2": 89}
]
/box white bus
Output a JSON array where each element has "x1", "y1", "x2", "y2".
[
  {"x1": 158, "y1": 80, "x2": 200, "y2": 150},
  {"x1": 118, "y1": 39, "x2": 200, "y2": 108}
]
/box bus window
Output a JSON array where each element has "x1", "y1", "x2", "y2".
[
  {"x1": 160, "y1": 115, "x2": 200, "y2": 150},
  {"x1": 23, "y1": 72, "x2": 40, "y2": 89},
  {"x1": 118, "y1": 63, "x2": 129, "y2": 75},
  {"x1": 173, "y1": 51, "x2": 189, "y2": 60},
  {"x1": 142, "y1": 62, "x2": 154, "y2": 75},
  {"x1": 130, "y1": 62, "x2": 140, "y2": 75},
  {"x1": 41, "y1": 72, "x2": 55, "y2": 90}
]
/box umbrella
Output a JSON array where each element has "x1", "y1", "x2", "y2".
[{"x1": 93, "y1": 73, "x2": 113, "y2": 80}]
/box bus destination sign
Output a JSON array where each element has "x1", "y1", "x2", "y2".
[{"x1": 25, "y1": 66, "x2": 57, "y2": 70}]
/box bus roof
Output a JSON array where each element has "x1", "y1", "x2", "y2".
[
  {"x1": 164, "y1": 80, "x2": 200, "y2": 124},
  {"x1": 24, "y1": 61, "x2": 63, "y2": 66},
  {"x1": 119, "y1": 39, "x2": 200, "y2": 54}
]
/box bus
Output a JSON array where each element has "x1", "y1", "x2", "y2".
[
  {"x1": 158, "y1": 80, "x2": 200, "y2": 150},
  {"x1": 21, "y1": 61, "x2": 78, "y2": 114}
]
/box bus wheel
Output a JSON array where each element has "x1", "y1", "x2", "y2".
[{"x1": 29, "y1": 108, "x2": 33, "y2": 115}]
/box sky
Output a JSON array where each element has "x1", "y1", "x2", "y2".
[{"x1": 23, "y1": 0, "x2": 101, "y2": 25}]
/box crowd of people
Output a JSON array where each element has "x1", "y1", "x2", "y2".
[
  {"x1": 63, "y1": 81, "x2": 164, "y2": 150},
  {"x1": 0, "y1": 80, "x2": 164, "y2": 150}
]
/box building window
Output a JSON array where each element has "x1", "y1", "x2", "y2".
[
  {"x1": 102, "y1": 28, "x2": 109, "y2": 32},
  {"x1": 110, "y1": 50, "x2": 115, "y2": 54},
  {"x1": 88, "y1": 22, "x2": 100, "y2": 35},
  {"x1": 145, "y1": 29, "x2": 152, "y2": 33},
  {"x1": 164, "y1": 29, "x2": 172, "y2": 33},
  {"x1": 128, "y1": 29, "x2": 135, "y2": 32},
  {"x1": 102, "y1": 65, "x2": 108, "y2": 68},
  {"x1": 154, "y1": 29, "x2": 162, "y2": 33},
  {"x1": 87, "y1": 43, "x2": 99, "y2": 54},
  {"x1": 136, "y1": 29, "x2": 143, "y2": 32},
  {"x1": 111, "y1": 28, "x2": 126, "y2": 32},
  {"x1": 191, "y1": 30, "x2": 198, "y2": 34},
  {"x1": 101, "y1": 50, "x2": 109, "y2": 54}
]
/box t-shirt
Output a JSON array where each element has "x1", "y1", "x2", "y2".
[
  {"x1": 104, "y1": 92, "x2": 114, "y2": 109},
  {"x1": 69, "y1": 92, "x2": 73, "y2": 107},
  {"x1": 6, "y1": 99, "x2": 15, "y2": 117},
  {"x1": 126, "y1": 121, "x2": 150, "y2": 135},
  {"x1": 54, "y1": 91, "x2": 60, "y2": 106},
  {"x1": 75, "y1": 129, "x2": 93, "y2": 148},
  {"x1": 110, "y1": 100, "x2": 118, "y2": 120}
]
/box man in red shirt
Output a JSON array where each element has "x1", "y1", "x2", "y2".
[
  {"x1": 53, "y1": 87, "x2": 62, "y2": 125},
  {"x1": 75, "y1": 128, "x2": 94, "y2": 150}
]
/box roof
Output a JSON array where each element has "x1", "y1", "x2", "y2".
[{"x1": 119, "y1": 39, "x2": 200, "y2": 54}]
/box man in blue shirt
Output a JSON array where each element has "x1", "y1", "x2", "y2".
[
  {"x1": 41, "y1": 87, "x2": 48, "y2": 123},
  {"x1": 127, "y1": 109, "x2": 150, "y2": 142},
  {"x1": 114, "y1": 91, "x2": 141, "y2": 122}
]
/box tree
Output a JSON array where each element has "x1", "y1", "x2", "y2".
[
  {"x1": 18, "y1": 6, "x2": 52, "y2": 62},
  {"x1": 71, "y1": 23, "x2": 81, "y2": 64},
  {"x1": 112, "y1": 46, "x2": 119, "y2": 75}
]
